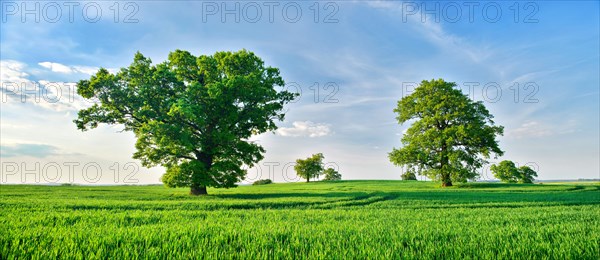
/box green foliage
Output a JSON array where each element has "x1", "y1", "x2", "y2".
[
  {"x1": 252, "y1": 179, "x2": 273, "y2": 185},
  {"x1": 400, "y1": 169, "x2": 417, "y2": 180},
  {"x1": 1, "y1": 181, "x2": 599, "y2": 258},
  {"x1": 491, "y1": 160, "x2": 538, "y2": 183},
  {"x1": 74, "y1": 50, "x2": 296, "y2": 194},
  {"x1": 294, "y1": 153, "x2": 325, "y2": 182},
  {"x1": 490, "y1": 160, "x2": 520, "y2": 183},
  {"x1": 389, "y1": 79, "x2": 504, "y2": 186},
  {"x1": 322, "y1": 168, "x2": 341, "y2": 181},
  {"x1": 518, "y1": 166, "x2": 538, "y2": 184}
]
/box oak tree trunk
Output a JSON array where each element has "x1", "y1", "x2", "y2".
[
  {"x1": 190, "y1": 152, "x2": 213, "y2": 196},
  {"x1": 441, "y1": 179, "x2": 453, "y2": 187},
  {"x1": 190, "y1": 185, "x2": 207, "y2": 195},
  {"x1": 440, "y1": 142, "x2": 452, "y2": 187}
]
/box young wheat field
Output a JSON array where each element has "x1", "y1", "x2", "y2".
[{"x1": 1, "y1": 181, "x2": 599, "y2": 259}]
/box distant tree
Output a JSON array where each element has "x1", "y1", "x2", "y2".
[
  {"x1": 252, "y1": 179, "x2": 273, "y2": 185},
  {"x1": 389, "y1": 79, "x2": 504, "y2": 187},
  {"x1": 517, "y1": 165, "x2": 538, "y2": 183},
  {"x1": 490, "y1": 160, "x2": 519, "y2": 183},
  {"x1": 490, "y1": 160, "x2": 538, "y2": 183},
  {"x1": 401, "y1": 169, "x2": 417, "y2": 180},
  {"x1": 74, "y1": 50, "x2": 296, "y2": 195},
  {"x1": 295, "y1": 153, "x2": 325, "y2": 182},
  {"x1": 323, "y1": 168, "x2": 342, "y2": 181}
]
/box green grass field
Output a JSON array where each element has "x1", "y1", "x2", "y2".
[{"x1": 1, "y1": 181, "x2": 599, "y2": 259}]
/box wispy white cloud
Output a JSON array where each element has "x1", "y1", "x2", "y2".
[
  {"x1": 38, "y1": 61, "x2": 99, "y2": 75},
  {"x1": 1, "y1": 60, "x2": 93, "y2": 112},
  {"x1": 276, "y1": 121, "x2": 332, "y2": 137},
  {"x1": 507, "y1": 120, "x2": 579, "y2": 139},
  {"x1": 38, "y1": 62, "x2": 73, "y2": 73},
  {"x1": 74, "y1": 66, "x2": 102, "y2": 75},
  {"x1": 508, "y1": 121, "x2": 552, "y2": 138},
  {"x1": 364, "y1": 1, "x2": 493, "y2": 64},
  {"x1": 1, "y1": 60, "x2": 30, "y2": 82}
]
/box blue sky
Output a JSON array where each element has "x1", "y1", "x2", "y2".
[{"x1": 1, "y1": 1, "x2": 598, "y2": 184}]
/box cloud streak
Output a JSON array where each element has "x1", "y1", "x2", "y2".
[
  {"x1": 38, "y1": 62, "x2": 99, "y2": 75},
  {"x1": 276, "y1": 121, "x2": 332, "y2": 137},
  {"x1": 506, "y1": 120, "x2": 578, "y2": 139},
  {"x1": 1, "y1": 60, "x2": 93, "y2": 112}
]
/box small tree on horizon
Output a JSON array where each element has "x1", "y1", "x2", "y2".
[
  {"x1": 295, "y1": 153, "x2": 325, "y2": 182},
  {"x1": 490, "y1": 160, "x2": 538, "y2": 183},
  {"x1": 252, "y1": 179, "x2": 273, "y2": 185},
  {"x1": 323, "y1": 168, "x2": 342, "y2": 181},
  {"x1": 517, "y1": 165, "x2": 538, "y2": 183},
  {"x1": 490, "y1": 160, "x2": 519, "y2": 183},
  {"x1": 401, "y1": 169, "x2": 417, "y2": 180}
]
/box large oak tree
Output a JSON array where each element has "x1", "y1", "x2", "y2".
[
  {"x1": 389, "y1": 79, "x2": 504, "y2": 186},
  {"x1": 74, "y1": 50, "x2": 296, "y2": 195}
]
